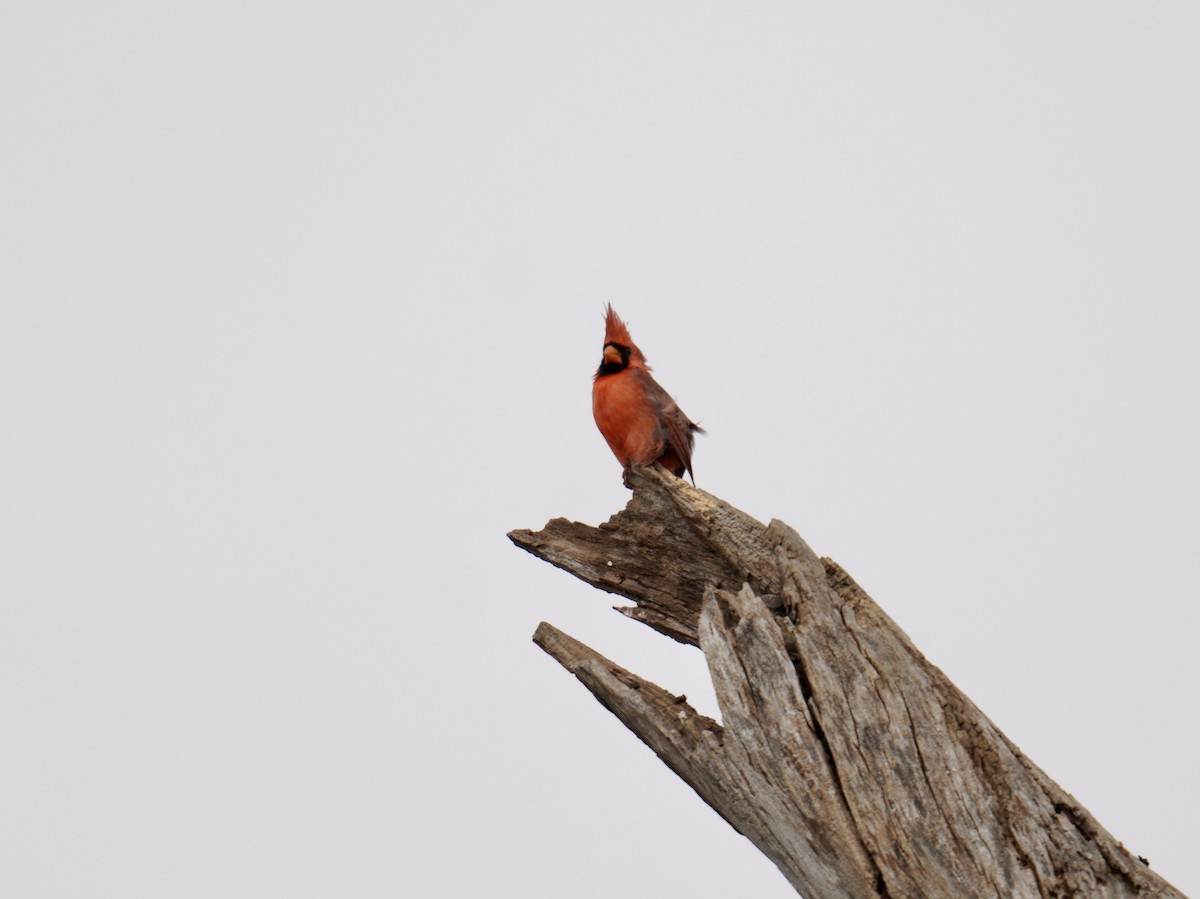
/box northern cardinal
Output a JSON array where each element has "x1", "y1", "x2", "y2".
[{"x1": 592, "y1": 304, "x2": 703, "y2": 484}]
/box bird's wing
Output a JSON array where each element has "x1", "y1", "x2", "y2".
[{"x1": 632, "y1": 367, "x2": 700, "y2": 482}]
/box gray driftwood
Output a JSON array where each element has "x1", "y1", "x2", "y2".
[{"x1": 509, "y1": 466, "x2": 1184, "y2": 899}]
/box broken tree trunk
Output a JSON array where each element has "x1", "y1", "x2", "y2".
[{"x1": 508, "y1": 466, "x2": 1184, "y2": 899}]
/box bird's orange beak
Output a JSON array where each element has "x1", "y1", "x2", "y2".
[{"x1": 602, "y1": 345, "x2": 623, "y2": 365}]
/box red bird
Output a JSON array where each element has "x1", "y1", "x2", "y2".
[{"x1": 592, "y1": 304, "x2": 703, "y2": 484}]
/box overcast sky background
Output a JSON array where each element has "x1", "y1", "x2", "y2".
[{"x1": 3, "y1": 3, "x2": 1198, "y2": 897}]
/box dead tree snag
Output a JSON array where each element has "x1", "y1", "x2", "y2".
[{"x1": 509, "y1": 466, "x2": 1184, "y2": 899}]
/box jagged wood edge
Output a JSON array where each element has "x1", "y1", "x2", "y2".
[{"x1": 512, "y1": 466, "x2": 1184, "y2": 899}]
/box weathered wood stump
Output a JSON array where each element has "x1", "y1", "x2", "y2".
[{"x1": 509, "y1": 466, "x2": 1184, "y2": 899}]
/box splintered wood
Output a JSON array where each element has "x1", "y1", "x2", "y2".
[{"x1": 509, "y1": 467, "x2": 1183, "y2": 899}]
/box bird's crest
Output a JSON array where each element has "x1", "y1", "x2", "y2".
[{"x1": 604, "y1": 304, "x2": 645, "y2": 362}]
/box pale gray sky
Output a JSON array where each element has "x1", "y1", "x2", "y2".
[{"x1": 3, "y1": 3, "x2": 1197, "y2": 897}]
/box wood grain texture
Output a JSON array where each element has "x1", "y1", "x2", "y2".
[{"x1": 511, "y1": 466, "x2": 1185, "y2": 898}]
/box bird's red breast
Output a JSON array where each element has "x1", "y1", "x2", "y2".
[{"x1": 592, "y1": 304, "x2": 702, "y2": 484}]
